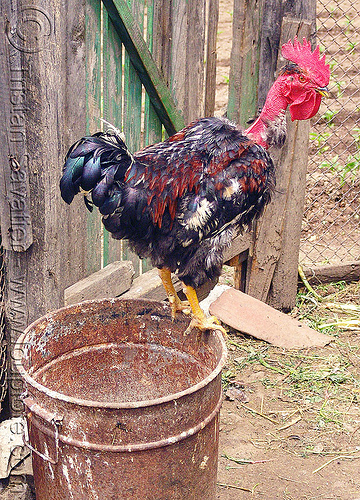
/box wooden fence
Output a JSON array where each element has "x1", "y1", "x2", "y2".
[{"x1": 0, "y1": 0, "x2": 315, "y2": 417}]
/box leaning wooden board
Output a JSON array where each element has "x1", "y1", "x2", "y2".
[{"x1": 210, "y1": 288, "x2": 333, "y2": 349}]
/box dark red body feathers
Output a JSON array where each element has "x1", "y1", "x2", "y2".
[{"x1": 61, "y1": 117, "x2": 275, "y2": 288}]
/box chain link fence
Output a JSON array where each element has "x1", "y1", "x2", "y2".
[
  {"x1": 300, "y1": 0, "x2": 360, "y2": 265},
  {"x1": 0, "y1": 235, "x2": 7, "y2": 418}
]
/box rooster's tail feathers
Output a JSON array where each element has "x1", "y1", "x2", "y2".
[{"x1": 60, "y1": 132, "x2": 133, "y2": 208}]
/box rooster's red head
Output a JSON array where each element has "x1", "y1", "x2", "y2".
[
  {"x1": 244, "y1": 37, "x2": 330, "y2": 148},
  {"x1": 280, "y1": 36, "x2": 330, "y2": 121}
]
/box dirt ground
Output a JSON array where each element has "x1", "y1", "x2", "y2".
[
  {"x1": 216, "y1": 273, "x2": 360, "y2": 499},
  {"x1": 215, "y1": 2, "x2": 360, "y2": 498}
]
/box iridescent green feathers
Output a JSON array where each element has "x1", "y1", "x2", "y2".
[{"x1": 60, "y1": 132, "x2": 133, "y2": 214}]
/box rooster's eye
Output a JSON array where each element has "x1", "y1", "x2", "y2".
[{"x1": 299, "y1": 75, "x2": 306, "y2": 83}]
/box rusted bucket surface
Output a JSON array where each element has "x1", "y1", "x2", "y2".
[{"x1": 16, "y1": 298, "x2": 227, "y2": 500}]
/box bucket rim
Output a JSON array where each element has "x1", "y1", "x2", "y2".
[{"x1": 15, "y1": 298, "x2": 228, "y2": 410}]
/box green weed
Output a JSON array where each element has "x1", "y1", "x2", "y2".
[
  {"x1": 346, "y1": 41, "x2": 357, "y2": 53},
  {"x1": 321, "y1": 109, "x2": 336, "y2": 126},
  {"x1": 319, "y1": 154, "x2": 360, "y2": 186},
  {"x1": 351, "y1": 127, "x2": 360, "y2": 148},
  {"x1": 309, "y1": 131, "x2": 331, "y2": 153},
  {"x1": 222, "y1": 368, "x2": 236, "y2": 388}
]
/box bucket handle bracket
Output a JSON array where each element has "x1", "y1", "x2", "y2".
[{"x1": 22, "y1": 396, "x2": 63, "y2": 465}]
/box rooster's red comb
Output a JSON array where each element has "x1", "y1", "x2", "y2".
[{"x1": 281, "y1": 36, "x2": 330, "y2": 87}]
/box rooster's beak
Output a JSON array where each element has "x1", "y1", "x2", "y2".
[{"x1": 316, "y1": 86, "x2": 330, "y2": 98}]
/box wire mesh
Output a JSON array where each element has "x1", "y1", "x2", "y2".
[
  {"x1": 300, "y1": 0, "x2": 360, "y2": 265},
  {"x1": 0, "y1": 234, "x2": 7, "y2": 416}
]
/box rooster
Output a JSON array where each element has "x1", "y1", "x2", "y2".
[{"x1": 60, "y1": 37, "x2": 329, "y2": 334}]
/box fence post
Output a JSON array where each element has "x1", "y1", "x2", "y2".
[
  {"x1": 0, "y1": 0, "x2": 89, "y2": 415},
  {"x1": 228, "y1": 0, "x2": 316, "y2": 310},
  {"x1": 171, "y1": 0, "x2": 206, "y2": 123},
  {"x1": 227, "y1": 0, "x2": 262, "y2": 127},
  {"x1": 247, "y1": 17, "x2": 313, "y2": 310},
  {"x1": 265, "y1": 19, "x2": 313, "y2": 310}
]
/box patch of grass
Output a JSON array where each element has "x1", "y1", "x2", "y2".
[
  {"x1": 314, "y1": 150, "x2": 360, "y2": 187},
  {"x1": 321, "y1": 109, "x2": 336, "y2": 126},
  {"x1": 222, "y1": 368, "x2": 236, "y2": 389},
  {"x1": 225, "y1": 279, "x2": 360, "y2": 444},
  {"x1": 352, "y1": 127, "x2": 360, "y2": 152},
  {"x1": 346, "y1": 41, "x2": 357, "y2": 53},
  {"x1": 309, "y1": 130, "x2": 331, "y2": 153}
]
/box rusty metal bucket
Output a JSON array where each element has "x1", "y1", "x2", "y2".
[{"x1": 15, "y1": 298, "x2": 227, "y2": 500}]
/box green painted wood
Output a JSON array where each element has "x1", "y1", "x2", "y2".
[
  {"x1": 239, "y1": 38, "x2": 262, "y2": 126},
  {"x1": 123, "y1": 0, "x2": 143, "y2": 151},
  {"x1": 102, "y1": 0, "x2": 185, "y2": 135},
  {"x1": 124, "y1": 1, "x2": 143, "y2": 273},
  {"x1": 121, "y1": 0, "x2": 144, "y2": 275},
  {"x1": 103, "y1": 8, "x2": 124, "y2": 266},
  {"x1": 144, "y1": 95, "x2": 163, "y2": 146},
  {"x1": 142, "y1": 0, "x2": 163, "y2": 273},
  {"x1": 85, "y1": 0, "x2": 103, "y2": 273},
  {"x1": 144, "y1": 0, "x2": 163, "y2": 147}
]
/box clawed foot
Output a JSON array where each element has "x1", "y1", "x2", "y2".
[
  {"x1": 158, "y1": 272, "x2": 227, "y2": 339},
  {"x1": 184, "y1": 314, "x2": 227, "y2": 337},
  {"x1": 168, "y1": 296, "x2": 191, "y2": 320}
]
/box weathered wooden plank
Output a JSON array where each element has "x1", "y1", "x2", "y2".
[
  {"x1": 267, "y1": 123, "x2": 310, "y2": 310},
  {"x1": 64, "y1": 260, "x2": 134, "y2": 305},
  {"x1": 141, "y1": 0, "x2": 162, "y2": 273},
  {"x1": 120, "y1": 0, "x2": 145, "y2": 276},
  {"x1": 144, "y1": 92, "x2": 162, "y2": 149},
  {"x1": 170, "y1": 0, "x2": 206, "y2": 123},
  {"x1": 225, "y1": 235, "x2": 252, "y2": 292},
  {"x1": 61, "y1": 11, "x2": 90, "y2": 272},
  {"x1": 301, "y1": 261, "x2": 360, "y2": 285},
  {"x1": 209, "y1": 288, "x2": 332, "y2": 349},
  {"x1": 247, "y1": 18, "x2": 312, "y2": 309},
  {"x1": 284, "y1": 0, "x2": 316, "y2": 46},
  {"x1": 227, "y1": 0, "x2": 245, "y2": 124},
  {"x1": 150, "y1": 0, "x2": 172, "y2": 87},
  {"x1": 120, "y1": 267, "x2": 175, "y2": 301},
  {"x1": 62, "y1": 0, "x2": 89, "y2": 288},
  {"x1": 257, "y1": 0, "x2": 283, "y2": 111},
  {"x1": 205, "y1": 0, "x2": 219, "y2": 117},
  {"x1": 0, "y1": 0, "x2": 90, "y2": 416},
  {"x1": 102, "y1": 0, "x2": 185, "y2": 135},
  {"x1": 103, "y1": 14, "x2": 123, "y2": 131},
  {"x1": 0, "y1": 41, "x2": 33, "y2": 252},
  {"x1": 227, "y1": 251, "x2": 249, "y2": 292},
  {"x1": 85, "y1": 0, "x2": 103, "y2": 273},
  {"x1": 170, "y1": 0, "x2": 187, "y2": 121},
  {"x1": 227, "y1": 0, "x2": 262, "y2": 127},
  {"x1": 186, "y1": 0, "x2": 206, "y2": 121},
  {"x1": 223, "y1": 232, "x2": 252, "y2": 263}
]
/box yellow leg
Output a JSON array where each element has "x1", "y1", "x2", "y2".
[
  {"x1": 158, "y1": 268, "x2": 190, "y2": 319},
  {"x1": 183, "y1": 285, "x2": 226, "y2": 335}
]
